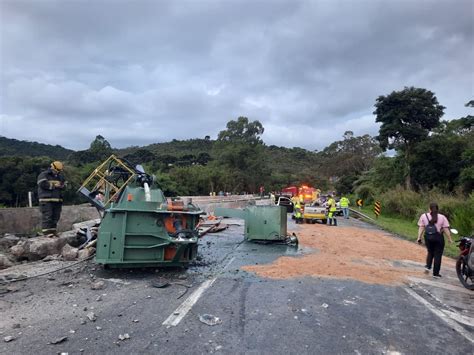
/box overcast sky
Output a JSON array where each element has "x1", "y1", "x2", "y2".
[{"x1": 0, "y1": 0, "x2": 473, "y2": 151}]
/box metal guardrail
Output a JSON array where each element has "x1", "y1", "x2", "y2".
[{"x1": 349, "y1": 208, "x2": 377, "y2": 223}]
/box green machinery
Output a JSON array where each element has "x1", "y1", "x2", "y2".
[
  {"x1": 78, "y1": 155, "x2": 203, "y2": 267},
  {"x1": 215, "y1": 205, "x2": 297, "y2": 244}
]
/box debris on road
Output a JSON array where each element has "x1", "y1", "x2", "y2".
[
  {"x1": 4, "y1": 336, "x2": 15, "y2": 342},
  {"x1": 118, "y1": 333, "x2": 130, "y2": 341},
  {"x1": 151, "y1": 279, "x2": 170, "y2": 288},
  {"x1": 321, "y1": 303, "x2": 329, "y2": 308},
  {"x1": 199, "y1": 314, "x2": 222, "y2": 326},
  {"x1": 90, "y1": 281, "x2": 105, "y2": 290},
  {"x1": 86, "y1": 312, "x2": 97, "y2": 322},
  {"x1": 343, "y1": 300, "x2": 357, "y2": 306},
  {"x1": 243, "y1": 225, "x2": 429, "y2": 285},
  {"x1": 49, "y1": 336, "x2": 68, "y2": 344}
]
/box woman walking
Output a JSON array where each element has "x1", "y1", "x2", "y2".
[{"x1": 417, "y1": 202, "x2": 453, "y2": 278}]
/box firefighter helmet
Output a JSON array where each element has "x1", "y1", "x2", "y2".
[{"x1": 51, "y1": 161, "x2": 64, "y2": 172}]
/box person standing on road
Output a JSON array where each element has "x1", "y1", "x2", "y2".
[
  {"x1": 417, "y1": 202, "x2": 453, "y2": 278},
  {"x1": 326, "y1": 195, "x2": 337, "y2": 226},
  {"x1": 294, "y1": 201, "x2": 303, "y2": 224},
  {"x1": 340, "y1": 196, "x2": 350, "y2": 219},
  {"x1": 37, "y1": 161, "x2": 66, "y2": 237}
]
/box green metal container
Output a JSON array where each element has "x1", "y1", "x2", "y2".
[
  {"x1": 96, "y1": 184, "x2": 202, "y2": 268},
  {"x1": 215, "y1": 205, "x2": 287, "y2": 241}
]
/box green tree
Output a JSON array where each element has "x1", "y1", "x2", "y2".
[
  {"x1": 68, "y1": 135, "x2": 113, "y2": 166},
  {"x1": 215, "y1": 117, "x2": 267, "y2": 193},
  {"x1": 410, "y1": 116, "x2": 473, "y2": 192},
  {"x1": 374, "y1": 87, "x2": 445, "y2": 189},
  {"x1": 217, "y1": 117, "x2": 264, "y2": 144},
  {"x1": 319, "y1": 131, "x2": 381, "y2": 178}
]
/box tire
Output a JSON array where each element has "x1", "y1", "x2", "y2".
[{"x1": 456, "y1": 256, "x2": 474, "y2": 290}]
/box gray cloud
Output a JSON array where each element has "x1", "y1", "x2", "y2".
[{"x1": 1, "y1": 0, "x2": 473, "y2": 151}]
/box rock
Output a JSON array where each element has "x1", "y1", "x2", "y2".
[
  {"x1": 49, "y1": 336, "x2": 68, "y2": 344},
  {"x1": 0, "y1": 253, "x2": 14, "y2": 269},
  {"x1": 86, "y1": 312, "x2": 97, "y2": 322},
  {"x1": 90, "y1": 281, "x2": 105, "y2": 290},
  {"x1": 61, "y1": 244, "x2": 78, "y2": 261},
  {"x1": 4, "y1": 336, "x2": 15, "y2": 342},
  {"x1": 78, "y1": 248, "x2": 95, "y2": 260},
  {"x1": 0, "y1": 234, "x2": 21, "y2": 250},
  {"x1": 42, "y1": 254, "x2": 60, "y2": 262},
  {"x1": 10, "y1": 240, "x2": 30, "y2": 260},
  {"x1": 59, "y1": 230, "x2": 84, "y2": 248},
  {"x1": 30, "y1": 237, "x2": 66, "y2": 260},
  {"x1": 11, "y1": 237, "x2": 67, "y2": 261},
  {"x1": 12, "y1": 324, "x2": 20, "y2": 329}
]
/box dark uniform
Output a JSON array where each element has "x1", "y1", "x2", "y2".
[{"x1": 37, "y1": 167, "x2": 65, "y2": 235}]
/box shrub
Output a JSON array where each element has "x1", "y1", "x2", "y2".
[
  {"x1": 379, "y1": 186, "x2": 422, "y2": 219},
  {"x1": 354, "y1": 184, "x2": 376, "y2": 204},
  {"x1": 451, "y1": 194, "x2": 474, "y2": 236},
  {"x1": 377, "y1": 187, "x2": 473, "y2": 235}
]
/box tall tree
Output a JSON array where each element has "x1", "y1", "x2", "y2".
[
  {"x1": 215, "y1": 117, "x2": 267, "y2": 192},
  {"x1": 374, "y1": 87, "x2": 445, "y2": 189},
  {"x1": 217, "y1": 117, "x2": 264, "y2": 145},
  {"x1": 319, "y1": 131, "x2": 381, "y2": 176}
]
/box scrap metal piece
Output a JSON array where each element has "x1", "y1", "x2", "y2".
[
  {"x1": 78, "y1": 227, "x2": 93, "y2": 250},
  {"x1": 215, "y1": 206, "x2": 288, "y2": 242}
]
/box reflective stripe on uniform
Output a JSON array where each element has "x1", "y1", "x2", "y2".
[
  {"x1": 37, "y1": 178, "x2": 48, "y2": 185},
  {"x1": 39, "y1": 198, "x2": 62, "y2": 202}
]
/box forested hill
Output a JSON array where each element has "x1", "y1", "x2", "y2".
[
  {"x1": 0, "y1": 136, "x2": 74, "y2": 160},
  {"x1": 116, "y1": 138, "x2": 215, "y2": 157}
]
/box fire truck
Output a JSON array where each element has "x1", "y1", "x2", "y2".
[{"x1": 281, "y1": 185, "x2": 319, "y2": 204}]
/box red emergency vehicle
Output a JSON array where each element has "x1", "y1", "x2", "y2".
[{"x1": 281, "y1": 185, "x2": 318, "y2": 204}]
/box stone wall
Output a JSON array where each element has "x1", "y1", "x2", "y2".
[
  {"x1": 0, "y1": 205, "x2": 101, "y2": 235},
  {"x1": 0, "y1": 196, "x2": 267, "y2": 235}
]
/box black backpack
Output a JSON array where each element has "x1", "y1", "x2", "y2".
[{"x1": 424, "y1": 213, "x2": 441, "y2": 241}]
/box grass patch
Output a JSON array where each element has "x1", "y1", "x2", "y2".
[{"x1": 355, "y1": 206, "x2": 458, "y2": 258}]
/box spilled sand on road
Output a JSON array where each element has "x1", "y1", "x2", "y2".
[{"x1": 242, "y1": 225, "x2": 454, "y2": 285}]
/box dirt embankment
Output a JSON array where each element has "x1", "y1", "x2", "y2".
[{"x1": 243, "y1": 225, "x2": 454, "y2": 285}]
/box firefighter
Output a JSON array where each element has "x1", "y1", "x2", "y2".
[
  {"x1": 37, "y1": 161, "x2": 66, "y2": 237},
  {"x1": 326, "y1": 195, "x2": 337, "y2": 226},
  {"x1": 294, "y1": 200, "x2": 303, "y2": 224}
]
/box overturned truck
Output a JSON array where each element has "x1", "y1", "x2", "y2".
[{"x1": 79, "y1": 155, "x2": 203, "y2": 268}]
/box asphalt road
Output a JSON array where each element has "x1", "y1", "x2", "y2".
[{"x1": 0, "y1": 216, "x2": 472, "y2": 354}]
